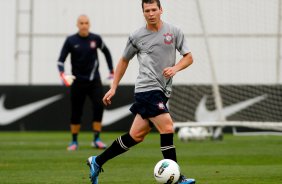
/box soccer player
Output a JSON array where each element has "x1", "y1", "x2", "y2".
[
  {"x1": 87, "y1": 0, "x2": 195, "y2": 183},
  {"x1": 57, "y1": 15, "x2": 114, "y2": 151}
]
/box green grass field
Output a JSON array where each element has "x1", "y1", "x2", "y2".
[{"x1": 0, "y1": 132, "x2": 282, "y2": 184}]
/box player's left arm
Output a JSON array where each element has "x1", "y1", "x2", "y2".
[
  {"x1": 99, "y1": 37, "x2": 114, "y2": 77},
  {"x1": 101, "y1": 46, "x2": 114, "y2": 72},
  {"x1": 163, "y1": 52, "x2": 193, "y2": 79}
]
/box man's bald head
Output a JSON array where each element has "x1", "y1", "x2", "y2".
[{"x1": 77, "y1": 14, "x2": 90, "y2": 37}]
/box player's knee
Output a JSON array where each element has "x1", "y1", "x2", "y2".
[
  {"x1": 159, "y1": 124, "x2": 174, "y2": 134},
  {"x1": 70, "y1": 120, "x2": 81, "y2": 125},
  {"x1": 131, "y1": 134, "x2": 145, "y2": 142},
  {"x1": 71, "y1": 115, "x2": 82, "y2": 124},
  {"x1": 130, "y1": 131, "x2": 148, "y2": 143},
  {"x1": 133, "y1": 136, "x2": 144, "y2": 143}
]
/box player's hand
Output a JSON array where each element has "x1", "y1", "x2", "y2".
[
  {"x1": 163, "y1": 67, "x2": 176, "y2": 79},
  {"x1": 60, "y1": 72, "x2": 76, "y2": 87},
  {"x1": 103, "y1": 88, "x2": 116, "y2": 106}
]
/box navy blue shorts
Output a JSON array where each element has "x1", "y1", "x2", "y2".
[{"x1": 130, "y1": 90, "x2": 169, "y2": 119}]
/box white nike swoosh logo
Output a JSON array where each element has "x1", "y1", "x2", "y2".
[
  {"x1": 195, "y1": 95, "x2": 267, "y2": 122},
  {"x1": 102, "y1": 104, "x2": 132, "y2": 126},
  {"x1": 0, "y1": 94, "x2": 63, "y2": 126}
]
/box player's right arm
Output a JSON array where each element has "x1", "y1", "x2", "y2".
[
  {"x1": 103, "y1": 57, "x2": 129, "y2": 106},
  {"x1": 57, "y1": 38, "x2": 71, "y2": 86},
  {"x1": 103, "y1": 34, "x2": 138, "y2": 105}
]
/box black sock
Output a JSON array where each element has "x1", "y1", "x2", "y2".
[
  {"x1": 160, "y1": 133, "x2": 177, "y2": 162},
  {"x1": 94, "y1": 132, "x2": 100, "y2": 141},
  {"x1": 72, "y1": 134, "x2": 78, "y2": 143},
  {"x1": 96, "y1": 133, "x2": 139, "y2": 167}
]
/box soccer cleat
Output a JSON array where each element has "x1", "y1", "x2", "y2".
[
  {"x1": 92, "y1": 139, "x2": 107, "y2": 149},
  {"x1": 67, "y1": 141, "x2": 78, "y2": 151},
  {"x1": 178, "y1": 175, "x2": 196, "y2": 184},
  {"x1": 87, "y1": 156, "x2": 103, "y2": 184}
]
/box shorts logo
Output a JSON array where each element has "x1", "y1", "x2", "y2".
[
  {"x1": 158, "y1": 102, "x2": 165, "y2": 110},
  {"x1": 90, "y1": 41, "x2": 96, "y2": 48},
  {"x1": 163, "y1": 33, "x2": 173, "y2": 45}
]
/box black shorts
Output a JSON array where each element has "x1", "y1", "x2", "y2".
[
  {"x1": 130, "y1": 90, "x2": 169, "y2": 119},
  {"x1": 70, "y1": 78, "x2": 104, "y2": 124}
]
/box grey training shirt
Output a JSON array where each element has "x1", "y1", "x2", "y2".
[{"x1": 123, "y1": 22, "x2": 191, "y2": 97}]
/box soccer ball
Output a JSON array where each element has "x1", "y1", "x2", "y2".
[
  {"x1": 178, "y1": 127, "x2": 209, "y2": 141},
  {"x1": 153, "y1": 159, "x2": 180, "y2": 184}
]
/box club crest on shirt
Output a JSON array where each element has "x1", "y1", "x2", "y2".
[
  {"x1": 90, "y1": 41, "x2": 96, "y2": 48},
  {"x1": 163, "y1": 33, "x2": 173, "y2": 45},
  {"x1": 158, "y1": 102, "x2": 165, "y2": 110}
]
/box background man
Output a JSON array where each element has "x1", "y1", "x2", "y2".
[{"x1": 57, "y1": 14, "x2": 114, "y2": 151}]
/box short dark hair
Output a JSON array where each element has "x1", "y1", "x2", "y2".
[{"x1": 142, "y1": 0, "x2": 161, "y2": 10}]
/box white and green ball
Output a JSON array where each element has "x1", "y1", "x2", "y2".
[{"x1": 153, "y1": 159, "x2": 180, "y2": 184}]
